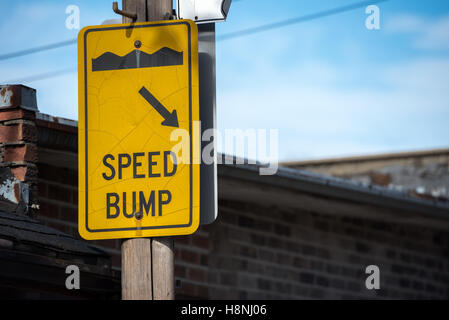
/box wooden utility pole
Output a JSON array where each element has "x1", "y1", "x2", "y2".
[{"x1": 119, "y1": 0, "x2": 175, "y2": 300}]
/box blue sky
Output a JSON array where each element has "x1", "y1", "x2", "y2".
[{"x1": 1, "y1": 0, "x2": 449, "y2": 161}]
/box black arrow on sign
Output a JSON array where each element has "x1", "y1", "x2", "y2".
[{"x1": 138, "y1": 86, "x2": 179, "y2": 128}]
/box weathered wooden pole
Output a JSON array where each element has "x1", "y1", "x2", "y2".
[{"x1": 120, "y1": 0, "x2": 175, "y2": 300}]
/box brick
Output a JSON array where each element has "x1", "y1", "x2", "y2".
[
  {"x1": 60, "y1": 206, "x2": 77, "y2": 223},
  {"x1": 238, "y1": 215, "x2": 254, "y2": 228},
  {"x1": 0, "y1": 108, "x2": 35, "y2": 122},
  {"x1": 238, "y1": 291, "x2": 248, "y2": 299},
  {"x1": 38, "y1": 181, "x2": 48, "y2": 197},
  {"x1": 38, "y1": 163, "x2": 77, "y2": 185},
  {"x1": 325, "y1": 263, "x2": 340, "y2": 274},
  {"x1": 46, "y1": 221, "x2": 65, "y2": 233},
  {"x1": 220, "y1": 272, "x2": 237, "y2": 286},
  {"x1": 95, "y1": 239, "x2": 118, "y2": 250},
  {"x1": 257, "y1": 278, "x2": 271, "y2": 290},
  {"x1": 425, "y1": 258, "x2": 437, "y2": 268},
  {"x1": 207, "y1": 272, "x2": 219, "y2": 285},
  {"x1": 251, "y1": 234, "x2": 266, "y2": 246},
  {"x1": 72, "y1": 190, "x2": 78, "y2": 205},
  {"x1": 0, "y1": 122, "x2": 37, "y2": 143},
  {"x1": 355, "y1": 242, "x2": 371, "y2": 253},
  {"x1": 176, "y1": 235, "x2": 191, "y2": 245},
  {"x1": 400, "y1": 253, "x2": 411, "y2": 263},
  {"x1": 3, "y1": 143, "x2": 37, "y2": 163},
  {"x1": 412, "y1": 281, "x2": 424, "y2": 290},
  {"x1": 238, "y1": 275, "x2": 257, "y2": 289},
  {"x1": 316, "y1": 248, "x2": 330, "y2": 259},
  {"x1": 11, "y1": 165, "x2": 37, "y2": 182},
  {"x1": 199, "y1": 254, "x2": 209, "y2": 267},
  {"x1": 330, "y1": 278, "x2": 345, "y2": 290},
  {"x1": 180, "y1": 249, "x2": 199, "y2": 264},
  {"x1": 274, "y1": 223, "x2": 290, "y2": 236},
  {"x1": 275, "y1": 281, "x2": 291, "y2": 294},
  {"x1": 192, "y1": 234, "x2": 210, "y2": 250},
  {"x1": 316, "y1": 276, "x2": 330, "y2": 288},
  {"x1": 293, "y1": 256, "x2": 307, "y2": 268},
  {"x1": 391, "y1": 264, "x2": 417, "y2": 275},
  {"x1": 111, "y1": 253, "x2": 121, "y2": 269},
  {"x1": 302, "y1": 244, "x2": 315, "y2": 256},
  {"x1": 341, "y1": 266, "x2": 358, "y2": 277},
  {"x1": 196, "y1": 285, "x2": 209, "y2": 298},
  {"x1": 39, "y1": 200, "x2": 60, "y2": 219},
  {"x1": 267, "y1": 237, "x2": 282, "y2": 248},
  {"x1": 65, "y1": 225, "x2": 78, "y2": 237},
  {"x1": 314, "y1": 221, "x2": 329, "y2": 232},
  {"x1": 174, "y1": 247, "x2": 181, "y2": 259},
  {"x1": 386, "y1": 249, "x2": 396, "y2": 259},
  {"x1": 239, "y1": 245, "x2": 257, "y2": 259},
  {"x1": 219, "y1": 210, "x2": 237, "y2": 224},
  {"x1": 310, "y1": 260, "x2": 324, "y2": 271},
  {"x1": 399, "y1": 278, "x2": 410, "y2": 288},
  {"x1": 426, "y1": 284, "x2": 437, "y2": 293},
  {"x1": 254, "y1": 219, "x2": 272, "y2": 232},
  {"x1": 175, "y1": 265, "x2": 186, "y2": 278},
  {"x1": 346, "y1": 281, "x2": 361, "y2": 291},
  {"x1": 177, "y1": 281, "x2": 195, "y2": 297},
  {"x1": 47, "y1": 184, "x2": 72, "y2": 203},
  {"x1": 259, "y1": 249, "x2": 275, "y2": 262},
  {"x1": 0, "y1": 124, "x2": 20, "y2": 142},
  {"x1": 299, "y1": 272, "x2": 315, "y2": 284},
  {"x1": 21, "y1": 123, "x2": 37, "y2": 142},
  {"x1": 276, "y1": 252, "x2": 291, "y2": 265},
  {"x1": 188, "y1": 268, "x2": 206, "y2": 282},
  {"x1": 309, "y1": 288, "x2": 325, "y2": 299},
  {"x1": 371, "y1": 221, "x2": 393, "y2": 232}
]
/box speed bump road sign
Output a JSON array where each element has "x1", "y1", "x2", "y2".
[{"x1": 78, "y1": 20, "x2": 200, "y2": 240}]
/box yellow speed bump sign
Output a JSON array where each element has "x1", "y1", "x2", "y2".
[{"x1": 78, "y1": 20, "x2": 200, "y2": 240}]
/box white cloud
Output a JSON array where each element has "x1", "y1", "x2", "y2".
[
  {"x1": 385, "y1": 58, "x2": 449, "y2": 94},
  {"x1": 386, "y1": 14, "x2": 449, "y2": 51},
  {"x1": 217, "y1": 57, "x2": 449, "y2": 160},
  {"x1": 415, "y1": 17, "x2": 449, "y2": 50},
  {"x1": 385, "y1": 14, "x2": 425, "y2": 33}
]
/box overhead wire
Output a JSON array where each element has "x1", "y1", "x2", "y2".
[{"x1": 1, "y1": 0, "x2": 389, "y2": 83}]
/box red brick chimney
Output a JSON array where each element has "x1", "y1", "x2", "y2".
[{"x1": 0, "y1": 85, "x2": 39, "y2": 216}]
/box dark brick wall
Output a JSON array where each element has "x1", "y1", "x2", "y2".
[
  {"x1": 0, "y1": 98, "x2": 39, "y2": 215},
  {"x1": 37, "y1": 162, "x2": 123, "y2": 268},
  {"x1": 175, "y1": 200, "x2": 449, "y2": 299},
  {"x1": 36, "y1": 163, "x2": 449, "y2": 299}
]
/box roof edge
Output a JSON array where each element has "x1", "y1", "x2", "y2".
[
  {"x1": 219, "y1": 162, "x2": 449, "y2": 221},
  {"x1": 281, "y1": 148, "x2": 449, "y2": 167}
]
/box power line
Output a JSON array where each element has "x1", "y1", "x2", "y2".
[
  {"x1": 1, "y1": 0, "x2": 389, "y2": 83},
  {"x1": 0, "y1": 39, "x2": 77, "y2": 61},
  {"x1": 218, "y1": 0, "x2": 388, "y2": 40},
  {"x1": 0, "y1": 0, "x2": 388, "y2": 62},
  {"x1": 4, "y1": 68, "x2": 76, "y2": 84}
]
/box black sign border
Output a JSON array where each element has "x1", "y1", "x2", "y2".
[{"x1": 83, "y1": 21, "x2": 193, "y2": 233}]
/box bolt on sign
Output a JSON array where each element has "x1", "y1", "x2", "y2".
[{"x1": 78, "y1": 20, "x2": 200, "y2": 240}]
